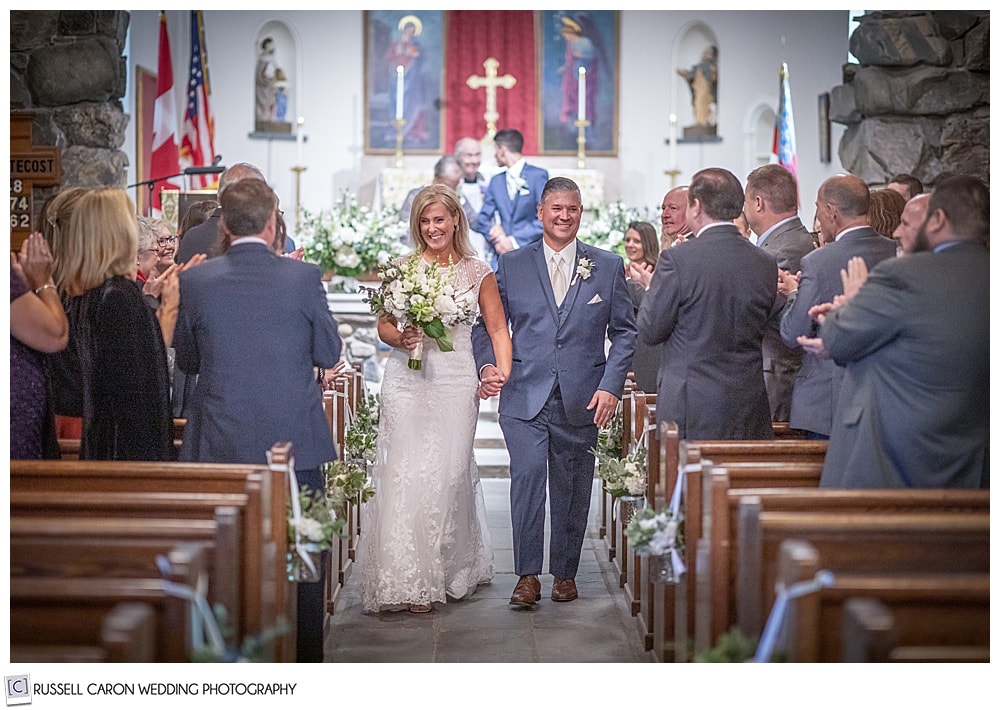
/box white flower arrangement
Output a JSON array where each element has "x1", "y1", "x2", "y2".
[
  {"x1": 592, "y1": 445, "x2": 647, "y2": 498},
  {"x1": 299, "y1": 190, "x2": 409, "y2": 280},
  {"x1": 575, "y1": 256, "x2": 594, "y2": 281},
  {"x1": 624, "y1": 506, "x2": 684, "y2": 558},
  {"x1": 360, "y1": 256, "x2": 478, "y2": 369},
  {"x1": 577, "y1": 200, "x2": 660, "y2": 259}
]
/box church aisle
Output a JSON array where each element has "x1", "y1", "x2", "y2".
[{"x1": 323, "y1": 478, "x2": 651, "y2": 663}]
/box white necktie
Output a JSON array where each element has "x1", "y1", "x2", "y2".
[
  {"x1": 506, "y1": 172, "x2": 519, "y2": 200},
  {"x1": 551, "y1": 254, "x2": 567, "y2": 306}
]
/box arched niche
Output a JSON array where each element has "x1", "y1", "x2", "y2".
[
  {"x1": 252, "y1": 20, "x2": 300, "y2": 136},
  {"x1": 742, "y1": 100, "x2": 775, "y2": 177},
  {"x1": 671, "y1": 22, "x2": 719, "y2": 140}
]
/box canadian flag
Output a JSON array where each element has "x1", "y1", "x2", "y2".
[{"x1": 149, "y1": 12, "x2": 181, "y2": 212}]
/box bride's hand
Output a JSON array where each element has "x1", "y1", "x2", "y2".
[{"x1": 399, "y1": 326, "x2": 421, "y2": 351}]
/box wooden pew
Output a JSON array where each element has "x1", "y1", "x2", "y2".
[
  {"x1": 10, "y1": 542, "x2": 205, "y2": 662},
  {"x1": 674, "y1": 437, "x2": 827, "y2": 659},
  {"x1": 10, "y1": 602, "x2": 157, "y2": 663},
  {"x1": 651, "y1": 421, "x2": 680, "y2": 663},
  {"x1": 700, "y1": 479, "x2": 989, "y2": 656},
  {"x1": 626, "y1": 395, "x2": 657, "y2": 651},
  {"x1": 10, "y1": 442, "x2": 295, "y2": 662},
  {"x1": 738, "y1": 505, "x2": 991, "y2": 647},
  {"x1": 604, "y1": 380, "x2": 636, "y2": 564},
  {"x1": 776, "y1": 539, "x2": 990, "y2": 662},
  {"x1": 618, "y1": 391, "x2": 654, "y2": 594}
]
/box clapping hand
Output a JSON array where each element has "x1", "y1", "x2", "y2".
[
  {"x1": 15, "y1": 232, "x2": 55, "y2": 291},
  {"x1": 777, "y1": 268, "x2": 800, "y2": 296},
  {"x1": 839, "y1": 256, "x2": 868, "y2": 301},
  {"x1": 626, "y1": 261, "x2": 654, "y2": 290},
  {"x1": 322, "y1": 361, "x2": 350, "y2": 390}
]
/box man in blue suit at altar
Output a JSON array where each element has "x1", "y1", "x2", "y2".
[
  {"x1": 475, "y1": 128, "x2": 549, "y2": 270},
  {"x1": 473, "y1": 176, "x2": 636, "y2": 608}
]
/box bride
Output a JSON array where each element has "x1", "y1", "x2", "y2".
[{"x1": 361, "y1": 185, "x2": 512, "y2": 614}]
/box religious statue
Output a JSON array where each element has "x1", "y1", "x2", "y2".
[
  {"x1": 677, "y1": 45, "x2": 718, "y2": 137},
  {"x1": 255, "y1": 36, "x2": 291, "y2": 133}
]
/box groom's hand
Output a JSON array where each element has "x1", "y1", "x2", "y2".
[
  {"x1": 478, "y1": 365, "x2": 505, "y2": 399},
  {"x1": 587, "y1": 390, "x2": 620, "y2": 428}
]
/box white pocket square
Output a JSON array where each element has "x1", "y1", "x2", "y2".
[{"x1": 587, "y1": 294, "x2": 603, "y2": 305}]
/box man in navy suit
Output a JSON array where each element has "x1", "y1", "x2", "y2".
[
  {"x1": 173, "y1": 178, "x2": 342, "y2": 662},
  {"x1": 474, "y1": 177, "x2": 636, "y2": 607},
  {"x1": 475, "y1": 128, "x2": 549, "y2": 270}
]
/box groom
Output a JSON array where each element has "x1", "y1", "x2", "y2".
[{"x1": 473, "y1": 177, "x2": 636, "y2": 607}]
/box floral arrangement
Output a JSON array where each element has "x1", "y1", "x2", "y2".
[
  {"x1": 299, "y1": 190, "x2": 409, "y2": 281},
  {"x1": 574, "y1": 256, "x2": 594, "y2": 281},
  {"x1": 288, "y1": 487, "x2": 344, "y2": 552},
  {"x1": 361, "y1": 255, "x2": 478, "y2": 370},
  {"x1": 324, "y1": 458, "x2": 376, "y2": 507},
  {"x1": 595, "y1": 406, "x2": 624, "y2": 460},
  {"x1": 593, "y1": 445, "x2": 648, "y2": 498},
  {"x1": 624, "y1": 505, "x2": 685, "y2": 558},
  {"x1": 343, "y1": 392, "x2": 380, "y2": 463},
  {"x1": 577, "y1": 200, "x2": 659, "y2": 259}
]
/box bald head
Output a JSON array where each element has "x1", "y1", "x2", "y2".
[
  {"x1": 660, "y1": 186, "x2": 690, "y2": 246},
  {"x1": 893, "y1": 193, "x2": 930, "y2": 254},
  {"x1": 815, "y1": 174, "x2": 870, "y2": 241},
  {"x1": 218, "y1": 162, "x2": 266, "y2": 197}
]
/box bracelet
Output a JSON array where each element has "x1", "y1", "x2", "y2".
[{"x1": 34, "y1": 283, "x2": 57, "y2": 295}]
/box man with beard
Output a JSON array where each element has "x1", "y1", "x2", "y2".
[
  {"x1": 892, "y1": 193, "x2": 930, "y2": 255},
  {"x1": 799, "y1": 175, "x2": 988, "y2": 489}
]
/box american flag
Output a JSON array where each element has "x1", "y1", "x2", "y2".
[
  {"x1": 772, "y1": 62, "x2": 797, "y2": 181},
  {"x1": 180, "y1": 11, "x2": 217, "y2": 190},
  {"x1": 149, "y1": 12, "x2": 180, "y2": 212}
]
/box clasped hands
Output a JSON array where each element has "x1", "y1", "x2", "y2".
[{"x1": 477, "y1": 364, "x2": 507, "y2": 400}]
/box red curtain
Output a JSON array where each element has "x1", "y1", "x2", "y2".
[{"x1": 444, "y1": 11, "x2": 537, "y2": 154}]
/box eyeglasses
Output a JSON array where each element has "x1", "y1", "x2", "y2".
[{"x1": 156, "y1": 236, "x2": 178, "y2": 246}]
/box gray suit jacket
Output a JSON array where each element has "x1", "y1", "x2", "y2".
[
  {"x1": 174, "y1": 242, "x2": 342, "y2": 469},
  {"x1": 639, "y1": 224, "x2": 778, "y2": 440},
  {"x1": 757, "y1": 217, "x2": 816, "y2": 420},
  {"x1": 472, "y1": 240, "x2": 636, "y2": 427},
  {"x1": 819, "y1": 241, "x2": 989, "y2": 489},
  {"x1": 780, "y1": 226, "x2": 898, "y2": 435},
  {"x1": 175, "y1": 209, "x2": 222, "y2": 264}
]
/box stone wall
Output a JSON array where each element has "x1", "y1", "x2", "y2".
[
  {"x1": 831, "y1": 10, "x2": 989, "y2": 188},
  {"x1": 10, "y1": 10, "x2": 130, "y2": 213}
]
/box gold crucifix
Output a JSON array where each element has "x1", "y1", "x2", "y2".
[{"x1": 466, "y1": 57, "x2": 516, "y2": 142}]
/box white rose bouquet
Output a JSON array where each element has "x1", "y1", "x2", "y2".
[{"x1": 361, "y1": 256, "x2": 478, "y2": 370}]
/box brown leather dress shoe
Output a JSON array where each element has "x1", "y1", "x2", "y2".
[
  {"x1": 510, "y1": 575, "x2": 541, "y2": 607},
  {"x1": 551, "y1": 577, "x2": 578, "y2": 602}
]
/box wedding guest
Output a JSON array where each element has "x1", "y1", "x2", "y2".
[
  {"x1": 639, "y1": 167, "x2": 776, "y2": 440},
  {"x1": 893, "y1": 193, "x2": 931, "y2": 255},
  {"x1": 10, "y1": 232, "x2": 68, "y2": 459},
  {"x1": 868, "y1": 187, "x2": 906, "y2": 239},
  {"x1": 623, "y1": 221, "x2": 662, "y2": 394},
  {"x1": 659, "y1": 185, "x2": 691, "y2": 250},
  {"x1": 178, "y1": 199, "x2": 218, "y2": 242},
  {"x1": 475, "y1": 128, "x2": 549, "y2": 269},
  {"x1": 886, "y1": 173, "x2": 923, "y2": 202},
  {"x1": 173, "y1": 178, "x2": 341, "y2": 661},
  {"x1": 49, "y1": 188, "x2": 173, "y2": 461},
  {"x1": 362, "y1": 184, "x2": 509, "y2": 614}
]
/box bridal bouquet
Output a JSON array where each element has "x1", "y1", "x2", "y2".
[{"x1": 361, "y1": 256, "x2": 478, "y2": 370}]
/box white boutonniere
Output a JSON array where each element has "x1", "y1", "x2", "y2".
[
  {"x1": 515, "y1": 177, "x2": 530, "y2": 196},
  {"x1": 574, "y1": 256, "x2": 594, "y2": 284}
]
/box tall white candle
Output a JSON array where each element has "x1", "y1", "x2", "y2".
[
  {"x1": 296, "y1": 116, "x2": 305, "y2": 165},
  {"x1": 578, "y1": 67, "x2": 586, "y2": 121},
  {"x1": 395, "y1": 65, "x2": 404, "y2": 121},
  {"x1": 669, "y1": 113, "x2": 678, "y2": 168}
]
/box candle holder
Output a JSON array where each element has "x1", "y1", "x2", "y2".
[
  {"x1": 291, "y1": 165, "x2": 307, "y2": 231},
  {"x1": 665, "y1": 168, "x2": 681, "y2": 189},
  {"x1": 392, "y1": 118, "x2": 406, "y2": 168},
  {"x1": 574, "y1": 119, "x2": 590, "y2": 169}
]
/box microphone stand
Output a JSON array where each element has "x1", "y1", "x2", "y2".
[{"x1": 127, "y1": 167, "x2": 225, "y2": 217}]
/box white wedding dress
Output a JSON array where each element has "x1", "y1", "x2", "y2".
[{"x1": 361, "y1": 256, "x2": 496, "y2": 612}]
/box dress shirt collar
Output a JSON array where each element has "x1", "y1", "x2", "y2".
[
  {"x1": 543, "y1": 239, "x2": 577, "y2": 267},
  {"x1": 506, "y1": 158, "x2": 526, "y2": 180},
  {"x1": 757, "y1": 215, "x2": 798, "y2": 245},
  {"x1": 695, "y1": 221, "x2": 733, "y2": 238},
  {"x1": 834, "y1": 225, "x2": 869, "y2": 242},
  {"x1": 231, "y1": 236, "x2": 271, "y2": 248}
]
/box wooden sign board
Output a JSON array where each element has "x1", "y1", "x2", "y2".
[{"x1": 10, "y1": 112, "x2": 62, "y2": 251}]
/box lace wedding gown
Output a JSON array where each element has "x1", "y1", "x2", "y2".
[{"x1": 361, "y1": 256, "x2": 496, "y2": 612}]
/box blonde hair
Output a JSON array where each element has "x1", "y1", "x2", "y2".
[
  {"x1": 53, "y1": 188, "x2": 139, "y2": 296},
  {"x1": 408, "y1": 184, "x2": 475, "y2": 259}
]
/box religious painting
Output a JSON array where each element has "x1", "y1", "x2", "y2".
[
  {"x1": 364, "y1": 10, "x2": 444, "y2": 154},
  {"x1": 537, "y1": 10, "x2": 619, "y2": 155}
]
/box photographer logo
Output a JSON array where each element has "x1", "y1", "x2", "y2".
[{"x1": 5, "y1": 676, "x2": 31, "y2": 706}]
